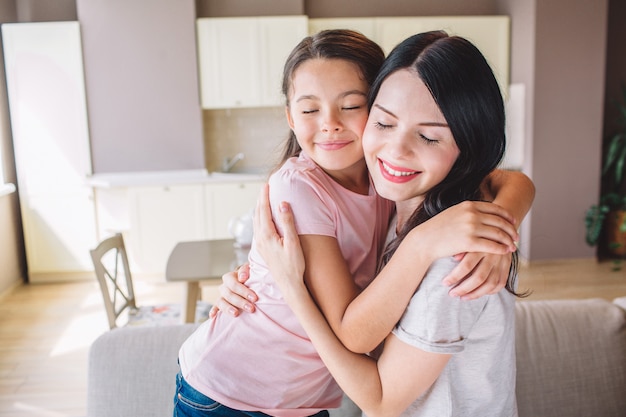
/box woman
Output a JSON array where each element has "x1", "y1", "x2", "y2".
[{"x1": 255, "y1": 31, "x2": 524, "y2": 416}]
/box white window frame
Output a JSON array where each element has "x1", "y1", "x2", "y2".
[{"x1": 0, "y1": 131, "x2": 16, "y2": 197}]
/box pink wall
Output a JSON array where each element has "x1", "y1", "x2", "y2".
[
  {"x1": 77, "y1": 0, "x2": 205, "y2": 173},
  {"x1": 528, "y1": 0, "x2": 606, "y2": 260}
]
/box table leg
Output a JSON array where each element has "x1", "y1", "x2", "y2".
[{"x1": 183, "y1": 281, "x2": 200, "y2": 323}]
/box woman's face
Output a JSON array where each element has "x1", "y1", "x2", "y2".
[
  {"x1": 362, "y1": 69, "x2": 460, "y2": 212},
  {"x1": 286, "y1": 58, "x2": 369, "y2": 179}
]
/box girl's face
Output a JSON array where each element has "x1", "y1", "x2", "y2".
[
  {"x1": 363, "y1": 69, "x2": 460, "y2": 218},
  {"x1": 286, "y1": 58, "x2": 369, "y2": 184}
]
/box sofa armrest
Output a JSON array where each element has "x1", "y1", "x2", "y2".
[
  {"x1": 515, "y1": 298, "x2": 626, "y2": 417},
  {"x1": 87, "y1": 324, "x2": 199, "y2": 417}
]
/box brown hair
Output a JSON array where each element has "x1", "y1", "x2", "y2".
[{"x1": 274, "y1": 29, "x2": 385, "y2": 168}]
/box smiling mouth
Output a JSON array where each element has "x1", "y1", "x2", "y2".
[
  {"x1": 381, "y1": 160, "x2": 419, "y2": 177},
  {"x1": 317, "y1": 141, "x2": 351, "y2": 151}
]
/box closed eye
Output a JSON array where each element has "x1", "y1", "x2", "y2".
[
  {"x1": 420, "y1": 134, "x2": 439, "y2": 144},
  {"x1": 302, "y1": 109, "x2": 318, "y2": 114},
  {"x1": 374, "y1": 121, "x2": 393, "y2": 130}
]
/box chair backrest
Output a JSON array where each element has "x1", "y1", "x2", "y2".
[{"x1": 90, "y1": 233, "x2": 136, "y2": 329}]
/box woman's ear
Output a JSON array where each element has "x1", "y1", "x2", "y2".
[{"x1": 285, "y1": 106, "x2": 295, "y2": 130}]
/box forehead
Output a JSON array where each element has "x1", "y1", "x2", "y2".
[
  {"x1": 375, "y1": 69, "x2": 445, "y2": 122},
  {"x1": 290, "y1": 58, "x2": 368, "y2": 96}
]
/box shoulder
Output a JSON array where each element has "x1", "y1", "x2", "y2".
[
  {"x1": 269, "y1": 155, "x2": 352, "y2": 208},
  {"x1": 393, "y1": 257, "x2": 489, "y2": 353}
]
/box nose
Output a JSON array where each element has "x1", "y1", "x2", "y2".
[
  {"x1": 387, "y1": 133, "x2": 416, "y2": 159},
  {"x1": 321, "y1": 109, "x2": 342, "y2": 133}
]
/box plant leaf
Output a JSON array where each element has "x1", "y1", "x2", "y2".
[
  {"x1": 603, "y1": 134, "x2": 622, "y2": 175},
  {"x1": 585, "y1": 205, "x2": 607, "y2": 246},
  {"x1": 616, "y1": 145, "x2": 626, "y2": 185}
]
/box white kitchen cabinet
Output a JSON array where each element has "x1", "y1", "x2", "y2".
[
  {"x1": 197, "y1": 16, "x2": 308, "y2": 109},
  {"x1": 308, "y1": 16, "x2": 510, "y2": 94},
  {"x1": 2, "y1": 22, "x2": 98, "y2": 282},
  {"x1": 375, "y1": 17, "x2": 510, "y2": 94},
  {"x1": 308, "y1": 18, "x2": 376, "y2": 40},
  {"x1": 127, "y1": 185, "x2": 207, "y2": 275},
  {"x1": 205, "y1": 181, "x2": 263, "y2": 239}
]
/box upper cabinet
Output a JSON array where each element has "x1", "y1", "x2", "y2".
[
  {"x1": 309, "y1": 16, "x2": 510, "y2": 95},
  {"x1": 197, "y1": 16, "x2": 308, "y2": 109}
]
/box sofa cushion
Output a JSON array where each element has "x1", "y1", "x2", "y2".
[
  {"x1": 515, "y1": 298, "x2": 626, "y2": 417},
  {"x1": 87, "y1": 323, "x2": 199, "y2": 417}
]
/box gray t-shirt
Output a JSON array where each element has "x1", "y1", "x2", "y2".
[{"x1": 388, "y1": 257, "x2": 518, "y2": 417}]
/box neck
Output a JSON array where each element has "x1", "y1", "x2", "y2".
[
  {"x1": 395, "y1": 196, "x2": 425, "y2": 232},
  {"x1": 325, "y1": 162, "x2": 370, "y2": 195}
]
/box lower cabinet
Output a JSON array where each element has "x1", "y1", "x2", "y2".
[
  {"x1": 204, "y1": 181, "x2": 263, "y2": 239},
  {"x1": 94, "y1": 180, "x2": 263, "y2": 276},
  {"x1": 127, "y1": 185, "x2": 208, "y2": 275}
]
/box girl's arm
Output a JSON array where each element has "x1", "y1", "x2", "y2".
[
  {"x1": 485, "y1": 169, "x2": 535, "y2": 224},
  {"x1": 444, "y1": 169, "x2": 535, "y2": 299},
  {"x1": 267, "y1": 199, "x2": 451, "y2": 417},
  {"x1": 254, "y1": 185, "x2": 517, "y2": 353}
]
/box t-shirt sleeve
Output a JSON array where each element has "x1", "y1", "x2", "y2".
[
  {"x1": 268, "y1": 168, "x2": 337, "y2": 237},
  {"x1": 392, "y1": 257, "x2": 489, "y2": 354}
]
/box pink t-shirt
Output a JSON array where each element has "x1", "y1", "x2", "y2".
[{"x1": 178, "y1": 153, "x2": 393, "y2": 417}]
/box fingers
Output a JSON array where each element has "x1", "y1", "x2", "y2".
[
  {"x1": 210, "y1": 297, "x2": 243, "y2": 318},
  {"x1": 445, "y1": 252, "x2": 511, "y2": 300},
  {"x1": 210, "y1": 267, "x2": 258, "y2": 318},
  {"x1": 276, "y1": 201, "x2": 301, "y2": 250},
  {"x1": 443, "y1": 252, "x2": 478, "y2": 287},
  {"x1": 237, "y1": 262, "x2": 251, "y2": 283},
  {"x1": 453, "y1": 202, "x2": 519, "y2": 253},
  {"x1": 254, "y1": 183, "x2": 276, "y2": 240},
  {"x1": 462, "y1": 200, "x2": 516, "y2": 226}
]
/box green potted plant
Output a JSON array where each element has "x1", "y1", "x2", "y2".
[{"x1": 585, "y1": 84, "x2": 626, "y2": 267}]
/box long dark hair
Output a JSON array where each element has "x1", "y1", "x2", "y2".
[
  {"x1": 275, "y1": 29, "x2": 385, "y2": 167},
  {"x1": 374, "y1": 31, "x2": 522, "y2": 296}
]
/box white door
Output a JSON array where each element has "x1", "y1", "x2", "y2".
[{"x1": 2, "y1": 22, "x2": 97, "y2": 281}]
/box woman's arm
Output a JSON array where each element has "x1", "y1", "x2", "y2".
[
  {"x1": 213, "y1": 170, "x2": 533, "y2": 316},
  {"x1": 255, "y1": 185, "x2": 517, "y2": 353},
  {"x1": 267, "y1": 199, "x2": 451, "y2": 417}
]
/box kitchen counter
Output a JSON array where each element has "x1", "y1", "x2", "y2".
[{"x1": 86, "y1": 169, "x2": 266, "y2": 188}]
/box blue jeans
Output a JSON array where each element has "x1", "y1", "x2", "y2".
[{"x1": 173, "y1": 372, "x2": 330, "y2": 417}]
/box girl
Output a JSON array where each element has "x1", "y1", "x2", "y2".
[
  {"x1": 255, "y1": 31, "x2": 523, "y2": 416},
  {"x1": 175, "y1": 30, "x2": 529, "y2": 417}
]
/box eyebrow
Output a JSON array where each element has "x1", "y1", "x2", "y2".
[
  {"x1": 295, "y1": 90, "x2": 367, "y2": 103},
  {"x1": 373, "y1": 103, "x2": 449, "y2": 127}
]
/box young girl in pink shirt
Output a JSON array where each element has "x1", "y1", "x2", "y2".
[{"x1": 174, "y1": 29, "x2": 533, "y2": 417}]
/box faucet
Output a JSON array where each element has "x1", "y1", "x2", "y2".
[{"x1": 222, "y1": 152, "x2": 245, "y2": 172}]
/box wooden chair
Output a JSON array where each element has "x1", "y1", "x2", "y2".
[{"x1": 90, "y1": 233, "x2": 211, "y2": 329}]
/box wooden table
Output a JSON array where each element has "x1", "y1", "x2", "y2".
[{"x1": 165, "y1": 239, "x2": 249, "y2": 323}]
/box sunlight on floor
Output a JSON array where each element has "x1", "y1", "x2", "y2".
[
  {"x1": 13, "y1": 402, "x2": 69, "y2": 417},
  {"x1": 50, "y1": 311, "x2": 107, "y2": 357}
]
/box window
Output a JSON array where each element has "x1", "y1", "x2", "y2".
[{"x1": 0, "y1": 123, "x2": 16, "y2": 198}]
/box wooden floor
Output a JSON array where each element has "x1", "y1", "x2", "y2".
[{"x1": 0, "y1": 258, "x2": 625, "y2": 417}]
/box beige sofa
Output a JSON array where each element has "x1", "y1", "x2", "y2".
[{"x1": 87, "y1": 297, "x2": 626, "y2": 417}]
